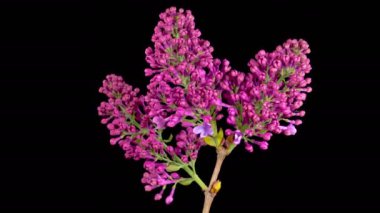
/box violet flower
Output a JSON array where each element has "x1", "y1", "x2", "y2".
[
  {"x1": 152, "y1": 116, "x2": 166, "y2": 129},
  {"x1": 233, "y1": 130, "x2": 243, "y2": 145},
  {"x1": 193, "y1": 122, "x2": 214, "y2": 138}
]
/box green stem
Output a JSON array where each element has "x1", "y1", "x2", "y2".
[
  {"x1": 170, "y1": 155, "x2": 207, "y2": 191},
  {"x1": 182, "y1": 165, "x2": 208, "y2": 191},
  {"x1": 119, "y1": 105, "x2": 141, "y2": 129}
]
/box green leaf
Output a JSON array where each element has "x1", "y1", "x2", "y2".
[
  {"x1": 216, "y1": 128, "x2": 224, "y2": 146},
  {"x1": 166, "y1": 163, "x2": 182, "y2": 172},
  {"x1": 204, "y1": 136, "x2": 216, "y2": 147},
  {"x1": 211, "y1": 120, "x2": 218, "y2": 137},
  {"x1": 179, "y1": 178, "x2": 194, "y2": 186}
]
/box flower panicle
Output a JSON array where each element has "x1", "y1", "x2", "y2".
[{"x1": 97, "y1": 7, "x2": 312, "y2": 205}]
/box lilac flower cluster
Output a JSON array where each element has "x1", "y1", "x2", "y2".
[
  {"x1": 98, "y1": 7, "x2": 312, "y2": 205},
  {"x1": 144, "y1": 7, "x2": 224, "y2": 129},
  {"x1": 98, "y1": 74, "x2": 187, "y2": 204},
  {"x1": 220, "y1": 39, "x2": 312, "y2": 152}
]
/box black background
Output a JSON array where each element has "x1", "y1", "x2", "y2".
[{"x1": 1, "y1": 0, "x2": 380, "y2": 211}]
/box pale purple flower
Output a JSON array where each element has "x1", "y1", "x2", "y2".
[
  {"x1": 193, "y1": 122, "x2": 213, "y2": 138},
  {"x1": 233, "y1": 130, "x2": 243, "y2": 145},
  {"x1": 152, "y1": 116, "x2": 166, "y2": 129},
  {"x1": 279, "y1": 124, "x2": 297, "y2": 136},
  {"x1": 285, "y1": 124, "x2": 297, "y2": 135}
]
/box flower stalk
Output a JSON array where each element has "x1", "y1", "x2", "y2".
[{"x1": 202, "y1": 147, "x2": 228, "y2": 213}]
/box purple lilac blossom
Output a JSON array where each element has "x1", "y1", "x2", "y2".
[{"x1": 193, "y1": 122, "x2": 214, "y2": 138}]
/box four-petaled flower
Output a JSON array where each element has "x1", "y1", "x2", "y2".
[
  {"x1": 193, "y1": 122, "x2": 214, "y2": 138},
  {"x1": 153, "y1": 116, "x2": 167, "y2": 129},
  {"x1": 233, "y1": 130, "x2": 243, "y2": 145}
]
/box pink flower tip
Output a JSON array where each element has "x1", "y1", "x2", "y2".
[
  {"x1": 110, "y1": 138, "x2": 119, "y2": 145},
  {"x1": 225, "y1": 129, "x2": 233, "y2": 136},
  {"x1": 216, "y1": 114, "x2": 224, "y2": 120},
  {"x1": 154, "y1": 193, "x2": 162, "y2": 201},
  {"x1": 258, "y1": 141, "x2": 269, "y2": 150},
  {"x1": 262, "y1": 133, "x2": 272, "y2": 141},
  {"x1": 165, "y1": 195, "x2": 174, "y2": 205},
  {"x1": 245, "y1": 143, "x2": 254, "y2": 153},
  {"x1": 145, "y1": 185, "x2": 153, "y2": 191},
  {"x1": 294, "y1": 119, "x2": 303, "y2": 125},
  {"x1": 202, "y1": 115, "x2": 212, "y2": 123}
]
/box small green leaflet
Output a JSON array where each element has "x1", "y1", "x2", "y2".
[{"x1": 179, "y1": 178, "x2": 194, "y2": 186}]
